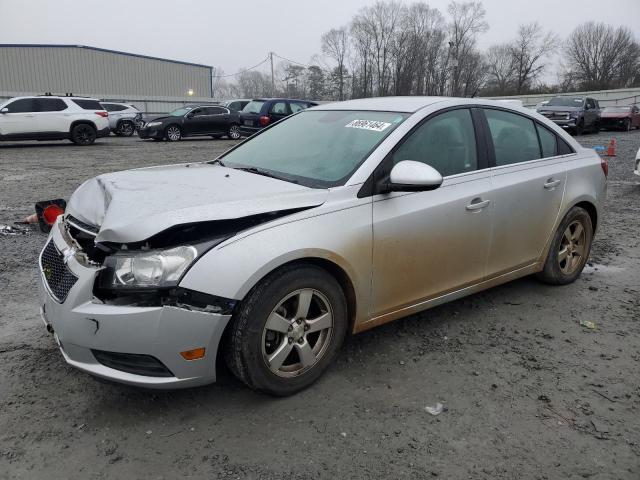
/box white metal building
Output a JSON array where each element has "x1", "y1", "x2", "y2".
[{"x1": 0, "y1": 44, "x2": 214, "y2": 112}]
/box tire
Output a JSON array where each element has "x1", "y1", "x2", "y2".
[
  {"x1": 224, "y1": 264, "x2": 348, "y2": 396},
  {"x1": 573, "y1": 121, "x2": 584, "y2": 136},
  {"x1": 165, "y1": 125, "x2": 182, "y2": 142},
  {"x1": 70, "y1": 123, "x2": 97, "y2": 145},
  {"x1": 116, "y1": 121, "x2": 135, "y2": 137},
  {"x1": 227, "y1": 124, "x2": 241, "y2": 140},
  {"x1": 536, "y1": 206, "x2": 593, "y2": 285}
]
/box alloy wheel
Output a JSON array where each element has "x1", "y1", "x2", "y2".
[
  {"x1": 228, "y1": 125, "x2": 241, "y2": 139},
  {"x1": 261, "y1": 289, "x2": 334, "y2": 377},
  {"x1": 166, "y1": 126, "x2": 181, "y2": 141},
  {"x1": 558, "y1": 220, "x2": 586, "y2": 275},
  {"x1": 118, "y1": 122, "x2": 134, "y2": 136}
]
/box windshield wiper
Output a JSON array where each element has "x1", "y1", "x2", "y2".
[
  {"x1": 210, "y1": 159, "x2": 226, "y2": 167},
  {"x1": 233, "y1": 167, "x2": 297, "y2": 183}
]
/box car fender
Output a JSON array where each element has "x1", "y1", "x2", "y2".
[{"x1": 179, "y1": 192, "x2": 373, "y2": 325}]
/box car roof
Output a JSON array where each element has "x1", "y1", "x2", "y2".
[
  {"x1": 7, "y1": 95, "x2": 101, "y2": 101},
  {"x1": 250, "y1": 98, "x2": 314, "y2": 103},
  {"x1": 313, "y1": 96, "x2": 446, "y2": 113}
]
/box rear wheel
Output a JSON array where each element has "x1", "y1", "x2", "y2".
[
  {"x1": 116, "y1": 121, "x2": 135, "y2": 137},
  {"x1": 70, "y1": 123, "x2": 97, "y2": 145},
  {"x1": 227, "y1": 124, "x2": 241, "y2": 140},
  {"x1": 537, "y1": 206, "x2": 593, "y2": 285},
  {"x1": 165, "y1": 125, "x2": 182, "y2": 142},
  {"x1": 224, "y1": 265, "x2": 348, "y2": 396}
]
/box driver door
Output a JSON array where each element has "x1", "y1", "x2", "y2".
[{"x1": 370, "y1": 108, "x2": 493, "y2": 318}]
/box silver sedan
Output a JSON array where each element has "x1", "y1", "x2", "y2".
[{"x1": 38, "y1": 97, "x2": 607, "y2": 395}]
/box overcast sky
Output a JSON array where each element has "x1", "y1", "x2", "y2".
[{"x1": 1, "y1": 0, "x2": 639, "y2": 81}]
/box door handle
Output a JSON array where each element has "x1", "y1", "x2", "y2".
[
  {"x1": 466, "y1": 198, "x2": 491, "y2": 211},
  {"x1": 544, "y1": 179, "x2": 561, "y2": 190}
]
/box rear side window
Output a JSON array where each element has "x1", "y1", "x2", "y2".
[
  {"x1": 536, "y1": 124, "x2": 557, "y2": 158},
  {"x1": 393, "y1": 109, "x2": 478, "y2": 177},
  {"x1": 558, "y1": 137, "x2": 574, "y2": 155},
  {"x1": 4, "y1": 98, "x2": 36, "y2": 113},
  {"x1": 71, "y1": 99, "x2": 103, "y2": 110},
  {"x1": 269, "y1": 102, "x2": 288, "y2": 115},
  {"x1": 34, "y1": 98, "x2": 67, "y2": 112},
  {"x1": 103, "y1": 104, "x2": 127, "y2": 112},
  {"x1": 485, "y1": 109, "x2": 541, "y2": 166},
  {"x1": 243, "y1": 100, "x2": 265, "y2": 114}
]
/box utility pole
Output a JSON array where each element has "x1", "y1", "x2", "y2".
[{"x1": 269, "y1": 52, "x2": 275, "y2": 96}]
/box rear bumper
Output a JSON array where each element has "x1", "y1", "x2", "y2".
[
  {"x1": 38, "y1": 218, "x2": 231, "y2": 389},
  {"x1": 97, "y1": 127, "x2": 111, "y2": 138},
  {"x1": 239, "y1": 125, "x2": 262, "y2": 137}
]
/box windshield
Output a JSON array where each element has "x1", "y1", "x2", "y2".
[
  {"x1": 217, "y1": 110, "x2": 407, "y2": 188},
  {"x1": 547, "y1": 97, "x2": 584, "y2": 107},
  {"x1": 603, "y1": 107, "x2": 631, "y2": 113},
  {"x1": 243, "y1": 100, "x2": 265, "y2": 114},
  {"x1": 169, "y1": 107, "x2": 192, "y2": 117}
]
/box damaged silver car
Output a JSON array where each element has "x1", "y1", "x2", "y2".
[{"x1": 38, "y1": 97, "x2": 607, "y2": 396}]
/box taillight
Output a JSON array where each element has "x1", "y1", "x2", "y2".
[
  {"x1": 601, "y1": 157, "x2": 609, "y2": 177},
  {"x1": 259, "y1": 115, "x2": 270, "y2": 126},
  {"x1": 95, "y1": 111, "x2": 109, "y2": 117}
]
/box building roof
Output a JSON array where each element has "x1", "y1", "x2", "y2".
[{"x1": 0, "y1": 44, "x2": 212, "y2": 70}]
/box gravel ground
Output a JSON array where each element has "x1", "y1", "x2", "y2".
[{"x1": 0, "y1": 131, "x2": 639, "y2": 480}]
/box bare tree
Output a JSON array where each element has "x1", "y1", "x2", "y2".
[
  {"x1": 237, "y1": 71, "x2": 272, "y2": 98},
  {"x1": 447, "y1": 1, "x2": 488, "y2": 96},
  {"x1": 484, "y1": 44, "x2": 515, "y2": 94},
  {"x1": 565, "y1": 22, "x2": 640, "y2": 90},
  {"x1": 510, "y1": 22, "x2": 558, "y2": 94},
  {"x1": 321, "y1": 27, "x2": 349, "y2": 100}
]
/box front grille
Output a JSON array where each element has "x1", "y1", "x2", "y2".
[
  {"x1": 40, "y1": 240, "x2": 78, "y2": 303},
  {"x1": 66, "y1": 215, "x2": 99, "y2": 235},
  {"x1": 91, "y1": 350, "x2": 174, "y2": 377}
]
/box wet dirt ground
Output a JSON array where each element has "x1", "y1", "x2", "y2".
[{"x1": 1, "y1": 131, "x2": 639, "y2": 479}]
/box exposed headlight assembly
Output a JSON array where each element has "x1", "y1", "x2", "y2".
[
  {"x1": 146, "y1": 121, "x2": 162, "y2": 128},
  {"x1": 100, "y1": 246, "x2": 197, "y2": 289}
]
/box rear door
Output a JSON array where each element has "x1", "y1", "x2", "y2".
[
  {"x1": 206, "y1": 106, "x2": 231, "y2": 133},
  {"x1": 371, "y1": 108, "x2": 493, "y2": 317},
  {"x1": 0, "y1": 98, "x2": 38, "y2": 135},
  {"x1": 482, "y1": 108, "x2": 567, "y2": 277},
  {"x1": 34, "y1": 98, "x2": 68, "y2": 133}
]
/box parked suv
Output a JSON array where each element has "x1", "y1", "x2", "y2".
[
  {"x1": 38, "y1": 98, "x2": 606, "y2": 395},
  {"x1": 0, "y1": 95, "x2": 110, "y2": 145},
  {"x1": 239, "y1": 98, "x2": 317, "y2": 136},
  {"x1": 101, "y1": 102, "x2": 139, "y2": 136},
  {"x1": 138, "y1": 104, "x2": 241, "y2": 141},
  {"x1": 537, "y1": 96, "x2": 600, "y2": 135}
]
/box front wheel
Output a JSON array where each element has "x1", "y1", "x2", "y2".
[
  {"x1": 573, "y1": 121, "x2": 584, "y2": 136},
  {"x1": 227, "y1": 124, "x2": 241, "y2": 140},
  {"x1": 224, "y1": 265, "x2": 348, "y2": 396},
  {"x1": 165, "y1": 125, "x2": 182, "y2": 142},
  {"x1": 537, "y1": 206, "x2": 593, "y2": 285},
  {"x1": 70, "y1": 123, "x2": 97, "y2": 145}
]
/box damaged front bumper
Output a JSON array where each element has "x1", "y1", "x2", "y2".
[{"x1": 37, "y1": 217, "x2": 232, "y2": 388}]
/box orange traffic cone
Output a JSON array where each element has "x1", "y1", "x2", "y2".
[{"x1": 606, "y1": 138, "x2": 617, "y2": 157}]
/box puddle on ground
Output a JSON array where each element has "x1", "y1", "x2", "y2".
[{"x1": 583, "y1": 263, "x2": 625, "y2": 275}]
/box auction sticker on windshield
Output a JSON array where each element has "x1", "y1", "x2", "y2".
[{"x1": 345, "y1": 119, "x2": 392, "y2": 132}]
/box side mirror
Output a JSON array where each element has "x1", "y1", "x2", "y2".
[
  {"x1": 384, "y1": 160, "x2": 443, "y2": 193},
  {"x1": 0, "y1": 108, "x2": 8, "y2": 114}
]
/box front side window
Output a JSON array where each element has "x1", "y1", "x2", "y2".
[
  {"x1": 218, "y1": 110, "x2": 407, "y2": 188},
  {"x1": 485, "y1": 109, "x2": 541, "y2": 166},
  {"x1": 169, "y1": 107, "x2": 192, "y2": 117},
  {"x1": 392, "y1": 109, "x2": 478, "y2": 177},
  {"x1": 207, "y1": 107, "x2": 227, "y2": 115},
  {"x1": 4, "y1": 98, "x2": 36, "y2": 113}
]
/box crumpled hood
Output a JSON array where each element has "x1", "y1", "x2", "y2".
[{"x1": 67, "y1": 163, "x2": 328, "y2": 243}]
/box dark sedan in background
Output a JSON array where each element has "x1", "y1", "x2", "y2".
[
  {"x1": 138, "y1": 105, "x2": 241, "y2": 142},
  {"x1": 239, "y1": 98, "x2": 317, "y2": 137},
  {"x1": 600, "y1": 105, "x2": 640, "y2": 131}
]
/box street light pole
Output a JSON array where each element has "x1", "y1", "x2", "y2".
[{"x1": 270, "y1": 52, "x2": 275, "y2": 96}]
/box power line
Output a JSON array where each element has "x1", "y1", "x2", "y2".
[
  {"x1": 212, "y1": 55, "x2": 270, "y2": 78},
  {"x1": 272, "y1": 52, "x2": 312, "y2": 68}
]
